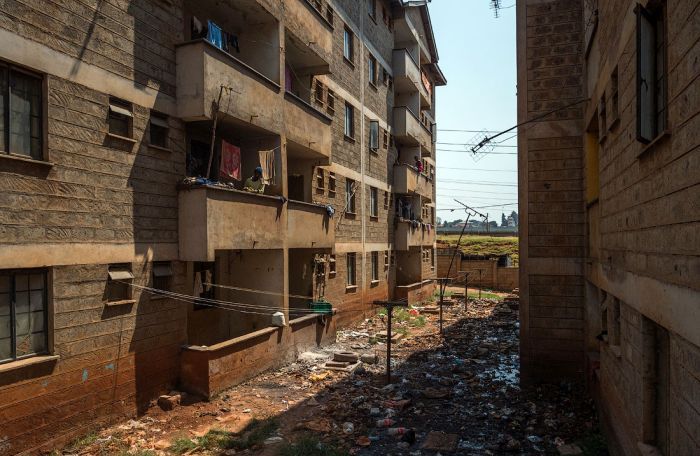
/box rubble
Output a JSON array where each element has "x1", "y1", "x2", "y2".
[{"x1": 59, "y1": 294, "x2": 604, "y2": 456}]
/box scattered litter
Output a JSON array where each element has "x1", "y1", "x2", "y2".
[{"x1": 422, "y1": 431, "x2": 459, "y2": 452}]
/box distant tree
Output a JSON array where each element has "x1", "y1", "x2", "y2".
[
  {"x1": 489, "y1": 220, "x2": 499, "y2": 228},
  {"x1": 510, "y1": 211, "x2": 519, "y2": 226},
  {"x1": 501, "y1": 212, "x2": 507, "y2": 227}
]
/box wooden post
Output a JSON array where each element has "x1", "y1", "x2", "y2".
[
  {"x1": 464, "y1": 271, "x2": 469, "y2": 312},
  {"x1": 373, "y1": 300, "x2": 408, "y2": 385}
]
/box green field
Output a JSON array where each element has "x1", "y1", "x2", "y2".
[{"x1": 437, "y1": 234, "x2": 519, "y2": 265}]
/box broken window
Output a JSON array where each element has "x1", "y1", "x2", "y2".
[
  {"x1": 345, "y1": 178, "x2": 356, "y2": 213},
  {"x1": 328, "y1": 172, "x2": 336, "y2": 197},
  {"x1": 343, "y1": 27, "x2": 354, "y2": 62},
  {"x1": 369, "y1": 120, "x2": 379, "y2": 151},
  {"x1": 371, "y1": 252, "x2": 379, "y2": 282},
  {"x1": 0, "y1": 269, "x2": 48, "y2": 364},
  {"x1": 326, "y1": 89, "x2": 336, "y2": 116},
  {"x1": 346, "y1": 253, "x2": 357, "y2": 287},
  {"x1": 636, "y1": 3, "x2": 667, "y2": 143},
  {"x1": 370, "y1": 186, "x2": 378, "y2": 217},
  {"x1": 344, "y1": 102, "x2": 354, "y2": 138},
  {"x1": 152, "y1": 262, "x2": 173, "y2": 298},
  {"x1": 316, "y1": 167, "x2": 325, "y2": 191},
  {"x1": 329, "y1": 255, "x2": 337, "y2": 276},
  {"x1": 149, "y1": 111, "x2": 169, "y2": 149},
  {"x1": 107, "y1": 264, "x2": 134, "y2": 303},
  {"x1": 0, "y1": 62, "x2": 43, "y2": 160},
  {"x1": 108, "y1": 97, "x2": 133, "y2": 139}
]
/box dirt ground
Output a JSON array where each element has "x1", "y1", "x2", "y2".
[{"x1": 56, "y1": 291, "x2": 606, "y2": 456}]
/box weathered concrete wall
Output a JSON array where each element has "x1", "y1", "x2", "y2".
[
  {"x1": 517, "y1": 0, "x2": 586, "y2": 382},
  {"x1": 436, "y1": 251, "x2": 519, "y2": 291}
]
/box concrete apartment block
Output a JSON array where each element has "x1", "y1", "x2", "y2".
[
  {"x1": 518, "y1": 0, "x2": 700, "y2": 454},
  {"x1": 0, "y1": 0, "x2": 444, "y2": 453}
]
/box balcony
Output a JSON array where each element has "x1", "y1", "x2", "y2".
[
  {"x1": 394, "y1": 164, "x2": 433, "y2": 201},
  {"x1": 176, "y1": 40, "x2": 283, "y2": 134},
  {"x1": 287, "y1": 200, "x2": 335, "y2": 249},
  {"x1": 286, "y1": 0, "x2": 334, "y2": 61},
  {"x1": 393, "y1": 106, "x2": 432, "y2": 153},
  {"x1": 178, "y1": 185, "x2": 285, "y2": 262},
  {"x1": 395, "y1": 220, "x2": 436, "y2": 251},
  {"x1": 393, "y1": 49, "x2": 421, "y2": 94}
]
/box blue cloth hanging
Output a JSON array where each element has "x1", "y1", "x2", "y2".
[{"x1": 207, "y1": 20, "x2": 224, "y2": 50}]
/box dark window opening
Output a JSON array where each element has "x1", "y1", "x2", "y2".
[
  {"x1": 107, "y1": 264, "x2": 134, "y2": 303},
  {"x1": 149, "y1": 112, "x2": 169, "y2": 148},
  {"x1": 152, "y1": 262, "x2": 173, "y2": 298},
  {"x1": 108, "y1": 97, "x2": 133, "y2": 138},
  {"x1": 636, "y1": 3, "x2": 667, "y2": 143},
  {"x1": 194, "y1": 262, "x2": 215, "y2": 310},
  {"x1": 0, "y1": 63, "x2": 43, "y2": 160}
]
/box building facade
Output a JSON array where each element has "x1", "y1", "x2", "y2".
[
  {"x1": 517, "y1": 0, "x2": 699, "y2": 454},
  {"x1": 0, "y1": 0, "x2": 444, "y2": 453}
]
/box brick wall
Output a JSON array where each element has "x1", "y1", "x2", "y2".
[{"x1": 518, "y1": 0, "x2": 586, "y2": 382}]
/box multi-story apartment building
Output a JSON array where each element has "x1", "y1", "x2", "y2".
[
  {"x1": 517, "y1": 0, "x2": 699, "y2": 454},
  {"x1": 0, "y1": 0, "x2": 444, "y2": 453}
]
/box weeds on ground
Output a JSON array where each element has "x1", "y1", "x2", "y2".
[
  {"x1": 65, "y1": 431, "x2": 99, "y2": 452},
  {"x1": 170, "y1": 418, "x2": 279, "y2": 453},
  {"x1": 117, "y1": 450, "x2": 156, "y2": 456},
  {"x1": 411, "y1": 315, "x2": 427, "y2": 327},
  {"x1": 278, "y1": 435, "x2": 348, "y2": 456},
  {"x1": 467, "y1": 289, "x2": 503, "y2": 301}
]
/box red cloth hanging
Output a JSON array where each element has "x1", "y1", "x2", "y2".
[{"x1": 220, "y1": 140, "x2": 241, "y2": 181}]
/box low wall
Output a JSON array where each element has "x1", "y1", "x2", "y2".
[
  {"x1": 180, "y1": 313, "x2": 336, "y2": 399},
  {"x1": 395, "y1": 280, "x2": 436, "y2": 304},
  {"x1": 437, "y1": 251, "x2": 519, "y2": 291}
]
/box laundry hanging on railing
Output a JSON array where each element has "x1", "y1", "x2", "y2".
[
  {"x1": 220, "y1": 140, "x2": 241, "y2": 181},
  {"x1": 259, "y1": 148, "x2": 276, "y2": 185},
  {"x1": 207, "y1": 20, "x2": 224, "y2": 50}
]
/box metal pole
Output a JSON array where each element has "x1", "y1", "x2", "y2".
[
  {"x1": 439, "y1": 279, "x2": 444, "y2": 335},
  {"x1": 479, "y1": 270, "x2": 482, "y2": 299},
  {"x1": 386, "y1": 305, "x2": 392, "y2": 385},
  {"x1": 205, "y1": 86, "x2": 225, "y2": 179},
  {"x1": 464, "y1": 272, "x2": 468, "y2": 313}
]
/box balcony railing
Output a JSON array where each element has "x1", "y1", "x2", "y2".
[
  {"x1": 287, "y1": 200, "x2": 335, "y2": 249},
  {"x1": 393, "y1": 164, "x2": 433, "y2": 201},
  {"x1": 395, "y1": 220, "x2": 436, "y2": 251},
  {"x1": 393, "y1": 106, "x2": 432, "y2": 152},
  {"x1": 178, "y1": 184, "x2": 285, "y2": 261}
]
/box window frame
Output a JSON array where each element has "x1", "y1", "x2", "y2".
[
  {"x1": 368, "y1": 54, "x2": 378, "y2": 87},
  {"x1": 346, "y1": 253, "x2": 357, "y2": 287},
  {"x1": 344, "y1": 102, "x2": 355, "y2": 139},
  {"x1": 367, "y1": 0, "x2": 377, "y2": 22},
  {"x1": 345, "y1": 178, "x2": 356, "y2": 213},
  {"x1": 369, "y1": 120, "x2": 379, "y2": 151},
  {"x1": 107, "y1": 263, "x2": 134, "y2": 304},
  {"x1": 343, "y1": 27, "x2": 354, "y2": 64},
  {"x1": 329, "y1": 255, "x2": 337, "y2": 276},
  {"x1": 369, "y1": 186, "x2": 378, "y2": 218},
  {"x1": 636, "y1": 3, "x2": 667, "y2": 144},
  {"x1": 151, "y1": 261, "x2": 173, "y2": 300},
  {"x1": 328, "y1": 171, "x2": 336, "y2": 197},
  {"x1": 0, "y1": 62, "x2": 45, "y2": 161},
  {"x1": 371, "y1": 251, "x2": 379, "y2": 282},
  {"x1": 108, "y1": 97, "x2": 134, "y2": 140},
  {"x1": 149, "y1": 111, "x2": 169, "y2": 150},
  {"x1": 0, "y1": 268, "x2": 49, "y2": 365}
]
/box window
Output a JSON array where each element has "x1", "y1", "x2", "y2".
[
  {"x1": 343, "y1": 27, "x2": 354, "y2": 62},
  {"x1": 194, "y1": 262, "x2": 215, "y2": 310},
  {"x1": 384, "y1": 251, "x2": 390, "y2": 268},
  {"x1": 611, "y1": 297, "x2": 621, "y2": 347},
  {"x1": 314, "y1": 78, "x2": 325, "y2": 105},
  {"x1": 382, "y1": 129, "x2": 389, "y2": 149},
  {"x1": 431, "y1": 249, "x2": 435, "y2": 271},
  {"x1": 344, "y1": 102, "x2": 354, "y2": 138},
  {"x1": 108, "y1": 97, "x2": 133, "y2": 138},
  {"x1": 367, "y1": 0, "x2": 376, "y2": 21},
  {"x1": 371, "y1": 252, "x2": 379, "y2": 282},
  {"x1": 152, "y1": 262, "x2": 173, "y2": 298},
  {"x1": 369, "y1": 120, "x2": 379, "y2": 151},
  {"x1": 598, "y1": 94, "x2": 607, "y2": 143},
  {"x1": 368, "y1": 54, "x2": 378, "y2": 86},
  {"x1": 328, "y1": 171, "x2": 336, "y2": 197},
  {"x1": 345, "y1": 178, "x2": 356, "y2": 213},
  {"x1": 382, "y1": 68, "x2": 389, "y2": 86},
  {"x1": 327, "y1": 89, "x2": 336, "y2": 116},
  {"x1": 0, "y1": 63, "x2": 43, "y2": 160},
  {"x1": 107, "y1": 264, "x2": 134, "y2": 303},
  {"x1": 370, "y1": 186, "x2": 378, "y2": 217},
  {"x1": 0, "y1": 269, "x2": 48, "y2": 364},
  {"x1": 329, "y1": 255, "x2": 337, "y2": 276},
  {"x1": 316, "y1": 167, "x2": 325, "y2": 191},
  {"x1": 609, "y1": 66, "x2": 619, "y2": 129},
  {"x1": 326, "y1": 5, "x2": 334, "y2": 26},
  {"x1": 636, "y1": 3, "x2": 666, "y2": 143},
  {"x1": 149, "y1": 112, "x2": 169, "y2": 149},
  {"x1": 383, "y1": 190, "x2": 389, "y2": 209},
  {"x1": 346, "y1": 253, "x2": 356, "y2": 287}
]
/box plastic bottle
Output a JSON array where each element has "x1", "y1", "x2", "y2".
[{"x1": 375, "y1": 418, "x2": 395, "y2": 428}]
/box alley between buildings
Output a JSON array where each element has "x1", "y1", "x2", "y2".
[{"x1": 57, "y1": 292, "x2": 603, "y2": 456}]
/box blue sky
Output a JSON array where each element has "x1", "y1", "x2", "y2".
[{"x1": 430, "y1": 0, "x2": 518, "y2": 224}]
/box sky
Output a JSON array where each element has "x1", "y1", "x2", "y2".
[{"x1": 429, "y1": 0, "x2": 518, "y2": 225}]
